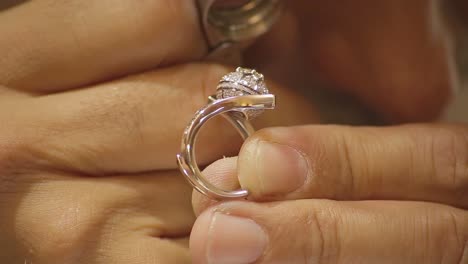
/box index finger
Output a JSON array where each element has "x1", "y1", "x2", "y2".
[{"x1": 0, "y1": 0, "x2": 206, "y2": 92}]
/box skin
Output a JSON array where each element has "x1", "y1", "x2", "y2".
[
  {"x1": 0, "y1": 0, "x2": 465, "y2": 263},
  {"x1": 191, "y1": 124, "x2": 468, "y2": 263},
  {"x1": 191, "y1": 1, "x2": 468, "y2": 263},
  {"x1": 0, "y1": 1, "x2": 316, "y2": 263}
]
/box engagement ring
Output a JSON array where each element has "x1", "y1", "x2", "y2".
[{"x1": 176, "y1": 67, "x2": 275, "y2": 199}]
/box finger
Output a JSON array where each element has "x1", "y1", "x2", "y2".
[
  {"x1": 2, "y1": 64, "x2": 318, "y2": 175},
  {"x1": 191, "y1": 157, "x2": 240, "y2": 216},
  {"x1": 0, "y1": 0, "x2": 205, "y2": 92},
  {"x1": 191, "y1": 200, "x2": 468, "y2": 264},
  {"x1": 294, "y1": 0, "x2": 457, "y2": 122},
  {"x1": 198, "y1": 123, "x2": 468, "y2": 208},
  {"x1": 0, "y1": 84, "x2": 29, "y2": 99},
  {"x1": 1, "y1": 170, "x2": 194, "y2": 263}
]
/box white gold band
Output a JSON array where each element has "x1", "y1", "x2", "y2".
[{"x1": 176, "y1": 67, "x2": 275, "y2": 200}]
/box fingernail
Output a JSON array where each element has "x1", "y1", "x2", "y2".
[
  {"x1": 206, "y1": 213, "x2": 267, "y2": 264},
  {"x1": 245, "y1": 140, "x2": 308, "y2": 195}
]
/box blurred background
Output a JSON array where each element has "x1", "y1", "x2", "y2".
[
  {"x1": 212, "y1": 0, "x2": 468, "y2": 124},
  {"x1": 443, "y1": 0, "x2": 468, "y2": 122}
]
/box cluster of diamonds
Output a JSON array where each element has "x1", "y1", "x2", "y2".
[
  {"x1": 215, "y1": 67, "x2": 270, "y2": 119},
  {"x1": 216, "y1": 67, "x2": 269, "y2": 99}
]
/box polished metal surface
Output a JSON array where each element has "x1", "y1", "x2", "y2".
[
  {"x1": 176, "y1": 67, "x2": 275, "y2": 200},
  {"x1": 197, "y1": 0, "x2": 283, "y2": 57}
]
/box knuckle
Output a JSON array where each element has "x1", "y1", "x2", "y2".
[
  {"x1": 0, "y1": 134, "x2": 19, "y2": 173},
  {"x1": 67, "y1": 76, "x2": 157, "y2": 141},
  {"x1": 28, "y1": 87, "x2": 149, "y2": 173},
  {"x1": 0, "y1": 130, "x2": 35, "y2": 176},
  {"x1": 300, "y1": 202, "x2": 341, "y2": 264},
  {"x1": 430, "y1": 127, "x2": 468, "y2": 195},
  {"x1": 125, "y1": 0, "x2": 202, "y2": 56},
  {"x1": 437, "y1": 210, "x2": 468, "y2": 264},
  {"x1": 16, "y1": 183, "x2": 118, "y2": 262},
  {"x1": 335, "y1": 127, "x2": 363, "y2": 199},
  {"x1": 16, "y1": 202, "x2": 81, "y2": 260}
]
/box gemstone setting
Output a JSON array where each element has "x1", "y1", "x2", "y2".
[
  {"x1": 215, "y1": 67, "x2": 270, "y2": 119},
  {"x1": 216, "y1": 67, "x2": 269, "y2": 99}
]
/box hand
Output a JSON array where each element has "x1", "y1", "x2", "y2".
[
  {"x1": 191, "y1": 124, "x2": 468, "y2": 263},
  {"x1": 0, "y1": 1, "x2": 318, "y2": 263},
  {"x1": 245, "y1": 0, "x2": 457, "y2": 123},
  {"x1": 188, "y1": 1, "x2": 467, "y2": 263}
]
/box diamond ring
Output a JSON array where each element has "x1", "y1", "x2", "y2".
[{"x1": 176, "y1": 67, "x2": 275, "y2": 200}]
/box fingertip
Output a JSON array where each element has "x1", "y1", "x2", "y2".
[
  {"x1": 190, "y1": 205, "x2": 268, "y2": 264},
  {"x1": 239, "y1": 136, "x2": 309, "y2": 199},
  {"x1": 200, "y1": 157, "x2": 240, "y2": 198},
  {"x1": 191, "y1": 157, "x2": 239, "y2": 216},
  {"x1": 202, "y1": 157, "x2": 239, "y2": 188},
  {"x1": 190, "y1": 209, "x2": 213, "y2": 264},
  {"x1": 237, "y1": 138, "x2": 261, "y2": 195}
]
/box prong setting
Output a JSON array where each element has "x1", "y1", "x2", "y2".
[
  {"x1": 177, "y1": 66, "x2": 276, "y2": 200},
  {"x1": 216, "y1": 67, "x2": 270, "y2": 119}
]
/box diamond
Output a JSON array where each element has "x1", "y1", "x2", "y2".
[
  {"x1": 222, "y1": 72, "x2": 242, "y2": 83},
  {"x1": 214, "y1": 67, "x2": 271, "y2": 120},
  {"x1": 216, "y1": 67, "x2": 269, "y2": 100},
  {"x1": 256, "y1": 82, "x2": 268, "y2": 94},
  {"x1": 236, "y1": 67, "x2": 252, "y2": 74},
  {"x1": 239, "y1": 75, "x2": 256, "y2": 87}
]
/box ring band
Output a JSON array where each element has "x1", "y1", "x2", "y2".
[
  {"x1": 197, "y1": 0, "x2": 284, "y2": 59},
  {"x1": 176, "y1": 67, "x2": 275, "y2": 200}
]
